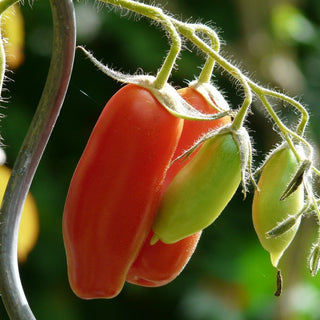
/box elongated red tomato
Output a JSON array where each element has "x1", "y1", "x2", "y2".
[
  {"x1": 126, "y1": 231, "x2": 201, "y2": 287},
  {"x1": 126, "y1": 86, "x2": 231, "y2": 287},
  {"x1": 63, "y1": 84, "x2": 183, "y2": 299}
]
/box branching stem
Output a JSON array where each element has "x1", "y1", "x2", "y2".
[
  {"x1": 102, "y1": 0, "x2": 181, "y2": 89},
  {"x1": 100, "y1": 0, "x2": 310, "y2": 142}
]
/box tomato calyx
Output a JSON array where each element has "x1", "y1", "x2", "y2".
[
  {"x1": 265, "y1": 215, "x2": 300, "y2": 239},
  {"x1": 77, "y1": 46, "x2": 230, "y2": 121},
  {"x1": 280, "y1": 158, "x2": 311, "y2": 201}
]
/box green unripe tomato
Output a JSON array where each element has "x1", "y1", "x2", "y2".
[
  {"x1": 252, "y1": 146, "x2": 304, "y2": 267},
  {"x1": 152, "y1": 131, "x2": 242, "y2": 244}
]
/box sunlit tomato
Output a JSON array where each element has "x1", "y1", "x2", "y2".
[
  {"x1": 63, "y1": 84, "x2": 183, "y2": 299},
  {"x1": 152, "y1": 130, "x2": 243, "y2": 244}
]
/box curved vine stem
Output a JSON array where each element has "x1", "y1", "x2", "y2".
[
  {"x1": 171, "y1": 19, "x2": 252, "y2": 130},
  {"x1": 248, "y1": 80, "x2": 312, "y2": 161},
  {"x1": 101, "y1": 0, "x2": 181, "y2": 89},
  {"x1": 99, "y1": 0, "x2": 310, "y2": 138},
  {"x1": 0, "y1": 0, "x2": 76, "y2": 319},
  {"x1": 248, "y1": 79, "x2": 309, "y2": 137},
  {"x1": 194, "y1": 24, "x2": 220, "y2": 84}
]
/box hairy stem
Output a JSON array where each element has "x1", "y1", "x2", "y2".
[
  {"x1": 0, "y1": 0, "x2": 18, "y2": 15},
  {"x1": 194, "y1": 24, "x2": 220, "y2": 84},
  {"x1": 0, "y1": 0, "x2": 75, "y2": 319},
  {"x1": 173, "y1": 20, "x2": 252, "y2": 129},
  {"x1": 247, "y1": 78, "x2": 309, "y2": 136},
  {"x1": 101, "y1": 0, "x2": 181, "y2": 89}
]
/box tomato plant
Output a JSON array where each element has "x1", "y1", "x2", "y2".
[{"x1": 0, "y1": 0, "x2": 320, "y2": 319}]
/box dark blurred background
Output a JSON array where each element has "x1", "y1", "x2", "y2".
[{"x1": 1, "y1": 0, "x2": 320, "y2": 319}]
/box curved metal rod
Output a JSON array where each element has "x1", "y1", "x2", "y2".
[{"x1": 0, "y1": 0, "x2": 76, "y2": 318}]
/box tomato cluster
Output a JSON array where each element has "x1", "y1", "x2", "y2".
[
  {"x1": 63, "y1": 80, "x2": 308, "y2": 300},
  {"x1": 62, "y1": 83, "x2": 234, "y2": 299}
]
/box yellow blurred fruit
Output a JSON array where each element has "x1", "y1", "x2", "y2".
[
  {"x1": 0, "y1": 165, "x2": 39, "y2": 262},
  {"x1": 1, "y1": 4, "x2": 25, "y2": 69}
]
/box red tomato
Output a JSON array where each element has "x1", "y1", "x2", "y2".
[
  {"x1": 126, "y1": 231, "x2": 201, "y2": 287},
  {"x1": 126, "y1": 86, "x2": 231, "y2": 287},
  {"x1": 63, "y1": 84, "x2": 183, "y2": 299}
]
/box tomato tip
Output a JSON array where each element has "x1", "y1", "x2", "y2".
[{"x1": 150, "y1": 234, "x2": 159, "y2": 245}]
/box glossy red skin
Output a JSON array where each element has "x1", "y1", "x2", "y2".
[
  {"x1": 126, "y1": 87, "x2": 231, "y2": 287},
  {"x1": 63, "y1": 84, "x2": 183, "y2": 299},
  {"x1": 126, "y1": 231, "x2": 201, "y2": 287}
]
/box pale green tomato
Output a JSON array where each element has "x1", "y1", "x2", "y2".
[
  {"x1": 152, "y1": 132, "x2": 242, "y2": 244},
  {"x1": 252, "y1": 147, "x2": 304, "y2": 267}
]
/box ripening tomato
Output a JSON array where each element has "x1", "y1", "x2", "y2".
[
  {"x1": 152, "y1": 130, "x2": 244, "y2": 244},
  {"x1": 252, "y1": 146, "x2": 304, "y2": 267},
  {"x1": 63, "y1": 84, "x2": 183, "y2": 299},
  {"x1": 126, "y1": 86, "x2": 231, "y2": 287}
]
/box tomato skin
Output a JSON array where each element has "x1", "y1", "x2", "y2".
[
  {"x1": 63, "y1": 84, "x2": 183, "y2": 299},
  {"x1": 126, "y1": 87, "x2": 231, "y2": 287},
  {"x1": 126, "y1": 231, "x2": 201, "y2": 287}
]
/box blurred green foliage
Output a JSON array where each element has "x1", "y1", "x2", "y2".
[{"x1": 1, "y1": 0, "x2": 320, "y2": 319}]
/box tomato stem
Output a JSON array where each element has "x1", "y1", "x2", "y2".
[
  {"x1": 251, "y1": 85, "x2": 313, "y2": 162},
  {"x1": 194, "y1": 24, "x2": 220, "y2": 84},
  {"x1": 171, "y1": 18, "x2": 253, "y2": 129},
  {"x1": 100, "y1": 1, "x2": 310, "y2": 140},
  {"x1": 153, "y1": 16, "x2": 181, "y2": 89},
  {"x1": 101, "y1": 0, "x2": 181, "y2": 89},
  {"x1": 170, "y1": 16, "x2": 309, "y2": 137},
  {"x1": 248, "y1": 79, "x2": 309, "y2": 136}
]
